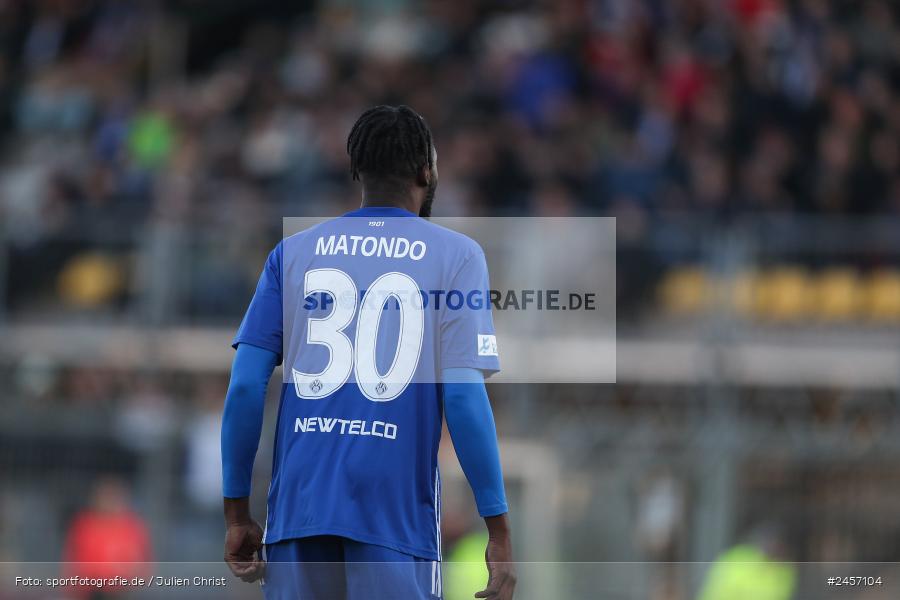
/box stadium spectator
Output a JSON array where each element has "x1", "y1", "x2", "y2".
[
  {"x1": 696, "y1": 523, "x2": 796, "y2": 600},
  {"x1": 62, "y1": 477, "x2": 153, "y2": 600}
]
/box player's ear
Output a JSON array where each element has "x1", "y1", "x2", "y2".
[{"x1": 415, "y1": 163, "x2": 430, "y2": 188}]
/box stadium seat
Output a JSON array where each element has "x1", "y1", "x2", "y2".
[
  {"x1": 754, "y1": 266, "x2": 813, "y2": 322},
  {"x1": 658, "y1": 267, "x2": 710, "y2": 315},
  {"x1": 57, "y1": 252, "x2": 126, "y2": 308},
  {"x1": 863, "y1": 269, "x2": 900, "y2": 322},
  {"x1": 814, "y1": 268, "x2": 862, "y2": 322}
]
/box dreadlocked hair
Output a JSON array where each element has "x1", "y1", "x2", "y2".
[{"x1": 347, "y1": 105, "x2": 434, "y2": 181}]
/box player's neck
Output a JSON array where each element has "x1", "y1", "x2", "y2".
[{"x1": 360, "y1": 189, "x2": 420, "y2": 215}]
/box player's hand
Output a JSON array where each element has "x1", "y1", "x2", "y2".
[
  {"x1": 475, "y1": 533, "x2": 516, "y2": 599},
  {"x1": 224, "y1": 520, "x2": 265, "y2": 583}
]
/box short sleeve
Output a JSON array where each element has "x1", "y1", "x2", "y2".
[
  {"x1": 233, "y1": 243, "x2": 283, "y2": 364},
  {"x1": 439, "y1": 250, "x2": 500, "y2": 375}
]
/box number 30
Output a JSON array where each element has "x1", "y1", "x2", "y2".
[{"x1": 292, "y1": 268, "x2": 424, "y2": 401}]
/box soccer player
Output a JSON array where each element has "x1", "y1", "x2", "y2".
[{"x1": 221, "y1": 105, "x2": 516, "y2": 600}]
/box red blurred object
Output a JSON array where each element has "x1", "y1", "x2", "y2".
[
  {"x1": 663, "y1": 59, "x2": 707, "y2": 116},
  {"x1": 62, "y1": 480, "x2": 153, "y2": 598},
  {"x1": 732, "y1": 0, "x2": 779, "y2": 26}
]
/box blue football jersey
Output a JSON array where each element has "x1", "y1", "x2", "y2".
[{"x1": 233, "y1": 206, "x2": 500, "y2": 560}]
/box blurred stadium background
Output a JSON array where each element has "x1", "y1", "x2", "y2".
[{"x1": 1, "y1": 0, "x2": 899, "y2": 599}]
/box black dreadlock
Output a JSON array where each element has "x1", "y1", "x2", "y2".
[{"x1": 347, "y1": 105, "x2": 434, "y2": 181}]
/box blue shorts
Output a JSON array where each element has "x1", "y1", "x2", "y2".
[{"x1": 262, "y1": 536, "x2": 441, "y2": 600}]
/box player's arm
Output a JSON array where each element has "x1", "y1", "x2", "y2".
[
  {"x1": 443, "y1": 367, "x2": 516, "y2": 600},
  {"x1": 221, "y1": 342, "x2": 278, "y2": 582}
]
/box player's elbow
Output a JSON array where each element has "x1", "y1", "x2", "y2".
[
  {"x1": 222, "y1": 376, "x2": 265, "y2": 423},
  {"x1": 444, "y1": 384, "x2": 497, "y2": 438},
  {"x1": 227, "y1": 376, "x2": 258, "y2": 400},
  {"x1": 445, "y1": 399, "x2": 484, "y2": 432}
]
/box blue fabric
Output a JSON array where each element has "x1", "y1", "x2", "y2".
[
  {"x1": 442, "y1": 368, "x2": 509, "y2": 517},
  {"x1": 221, "y1": 343, "x2": 279, "y2": 498},
  {"x1": 234, "y1": 207, "x2": 501, "y2": 561},
  {"x1": 263, "y1": 536, "x2": 440, "y2": 600},
  {"x1": 233, "y1": 243, "x2": 284, "y2": 362}
]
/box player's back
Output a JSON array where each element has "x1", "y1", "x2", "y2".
[
  {"x1": 262, "y1": 206, "x2": 498, "y2": 561},
  {"x1": 282, "y1": 207, "x2": 481, "y2": 396}
]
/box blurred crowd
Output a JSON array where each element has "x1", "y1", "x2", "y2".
[
  {"x1": 0, "y1": 0, "x2": 897, "y2": 316},
  {"x1": 1, "y1": 0, "x2": 899, "y2": 233}
]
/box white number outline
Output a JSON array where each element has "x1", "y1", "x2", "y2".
[
  {"x1": 292, "y1": 268, "x2": 356, "y2": 399},
  {"x1": 292, "y1": 268, "x2": 424, "y2": 402},
  {"x1": 354, "y1": 271, "x2": 424, "y2": 402}
]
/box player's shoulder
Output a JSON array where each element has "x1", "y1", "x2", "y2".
[
  {"x1": 417, "y1": 218, "x2": 485, "y2": 259},
  {"x1": 280, "y1": 219, "x2": 335, "y2": 250}
]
